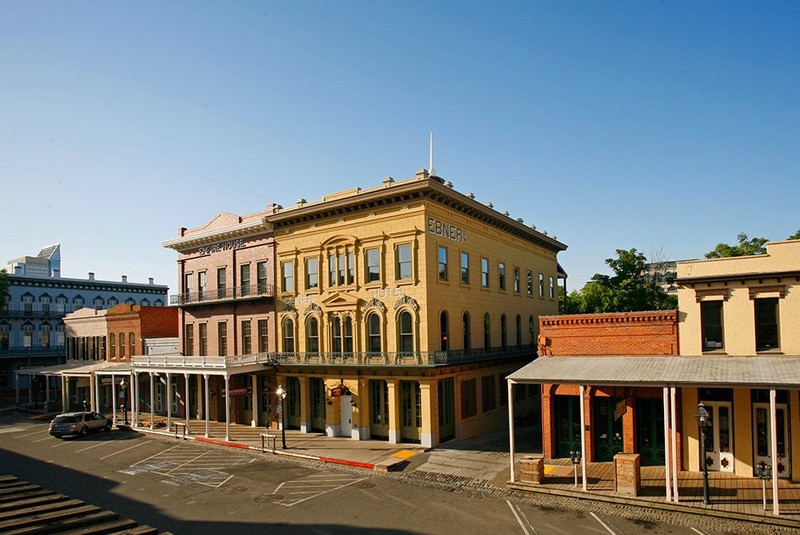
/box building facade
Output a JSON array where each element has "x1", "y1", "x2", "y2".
[
  {"x1": 143, "y1": 171, "x2": 566, "y2": 447},
  {"x1": 1, "y1": 244, "x2": 169, "y2": 392}
]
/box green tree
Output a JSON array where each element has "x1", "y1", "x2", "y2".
[
  {"x1": 705, "y1": 233, "x2": 768, "y2": 258},
  {"x1": 788, "y1": 229, "x2": 800, "y2": 240},
  {"x1": 565, "y1": 248, "x2": 677, "y2": 314}
]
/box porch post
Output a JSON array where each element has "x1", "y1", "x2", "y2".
[
  {"x1": 662, "y1": 386, "x2": 672, "y2": 502},
  {"x1": 579, "y1": 384, "x2": 587, "y2": 492},
  {"x1": 224, "y1": 375, "x2": 231, "y2": 441},
  {"x1": 93, "y1": 374, "x2": 99, "y2": 412},
  {"x1": 251, "y1": 374, "x2": 258, "y2": 427},
  {"x1": 670, "y1": 386, "x2": 679, "y2": 502},
  {"x1": 508, "y1": 380, "x2": 516, "y2": 482},
  {"x1": 184, "y1": 373, "x2": 190, "y2": 435},
  {"x1": 149, "y1": 373, "x2": 155, "y2": 430},
  {"x1": 112, "y1": 375, "x2": 117, "y2": 423},
  {"x1": 166, "y1": 372, "x2": 172, "y2": 431},
  {"x1": 204, "y1": 374, "x2": 210, "y2": 438},
  {"x1": 132, "y1": 372, "x2": 139, "y2": 427},
  {"x1": 770, "y1": 388, "x2": 780, "y2": 515},
  {"x1": 61, "y1": 375, "x2": 68, "y2": 412}
]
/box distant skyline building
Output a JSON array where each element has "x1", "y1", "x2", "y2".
[{"x1": 1, "y1": 244, "x2": 169, "y2": 392}]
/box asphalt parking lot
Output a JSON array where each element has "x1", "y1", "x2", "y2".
[{"x1": 1, "y1": 411, "x2": 794, "y2": 535}]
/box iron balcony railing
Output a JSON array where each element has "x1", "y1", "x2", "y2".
[
  {"x1": 132, "y1": 345, "x2": 535, "y2": 370},
  {"x1": 169, "y1": 283, "x2": 275, "y2": 306},
  {"x1": 0, "y1": 307, "x2": 76, "y2": 319},
  {"x1": 0, "y1": 345, "x2": 66, "y2": 358}
]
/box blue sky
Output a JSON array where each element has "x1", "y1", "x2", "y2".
[{"x1": 2, "y1": 1, "x2": 798, "y2": 292}]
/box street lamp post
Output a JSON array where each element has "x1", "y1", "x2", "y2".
[
  {"x1": 119, "y1": 378, "x2": 128, "y2": 425},
  {"x1": 695, "y1": 402, "x2": 712, "y2": 505},
  {"x1": 276, "y1": 385, "x2": 287, "y2": 449}
]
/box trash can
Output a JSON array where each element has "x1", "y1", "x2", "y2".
[
  {"x1": 614, "y1": 453, "x2": 640, "y2": 496},
  {"x1": 520, "y1": 455, "x2": 545, "y2": 484}
]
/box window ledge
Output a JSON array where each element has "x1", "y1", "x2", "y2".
[
  {"x1": 756, "y1": 349, "x2": 784, "y2": 355},
  {"x1": 702, "y1": 350, "x2": 727, "y2": 356}
]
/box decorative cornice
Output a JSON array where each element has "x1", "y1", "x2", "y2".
[
  {"x1": 361, "y1": 298, "x2": 386, "y2": 314},
  {"x1": 304, "y1": 302, "x2": 322, "y2": 315},
  {"x1": 540, "y1": 310, "x2": 677, "y2": 327},
  {"x1": 281, "y1": 303, "x2": 298, "y2": 318},
  {"x1": 394, "y1": 294, "x2": 419, "y2": 311}
]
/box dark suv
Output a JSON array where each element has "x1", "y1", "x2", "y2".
[{"x1": 49, "y1": 412, "x2": 112, "y2": 438}]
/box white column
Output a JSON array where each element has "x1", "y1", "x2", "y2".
[
  {"x1": 508, "y1": 380, "x2": 516, "y2": 482},
  {"x1": 204, "y1": 374, "x2": 210, "y2": 438},
  {"x1": 251, "y1": 374, "x2": 258, "y2": 427},
  {"x1": 770, "y1": 388, "x2": 780, "y2": 515},
  {"x1": 225, "y1": 375, "x2": 231, "y2": 441},
  {"x1": 670, "y1": 386, "x2": 679, "y2": 502},
  {"x1": 579, "y1": 384, "x2": 587, "y2": 492},
  {"x1": 184, "y1": 373, "x2": 190, "y2": 434},
  {"x1": 133, "y1": 372, "x2": 139, "y2": 427},
  {"x1": 149, "y1": 373, "x2": 155, "y2": 430},
  {"x1": 166, "y1": 373, "x2": 172, "y2": 431},
  {"x1": 111, "y1": 375, "x2": 117, "y2": 423},
  {"x1": 61, "y1": 375, "x2": 68, "y2": 412},
  {"x1": 93, "y1": 374, "x2": 99, "y2": 412},
  {"x1": 662, "y1": 387, "x2": 672, "y2": 502}
]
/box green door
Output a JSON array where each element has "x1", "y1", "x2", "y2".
[
  {"x1": 369, "y1": 380, "x2": 389, "y2": 440},
  {"x1": 593, "y1": 397, "x2": 623, "y2": 462},
  {"x1": 554, "y1": 396, "x2": 582, "y2": 458},
  {"x1": 438, "y1": 378, "x2": 455, "y2": 443},
  {"x1": 636, "y1": 398, "x2": 665, "y2": 466},
  {"x1": 310, "y1": 378, "x2": 326, "y2": 432}
]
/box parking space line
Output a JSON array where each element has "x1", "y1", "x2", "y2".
[
  {"x1": 34, "y1": 436, "x2": 54, "y2": 443},
  {"x1": 590, "y1": 512, "x2": 617, "y2": 535},
  {"x1": 506, "y1": 500, "x2": 537, "y2": 535},
  {"x1": 690, "y1": 528, "x2": 708, "y2": 535},
  {"x1": 100, "y1": 440, "x2": 149, "y2": 460},
  {"x1": 277, "y1": 476, "x2": 368, "y2": 507},
  {"x1": 14, "y1": 429, "x2": 48, "y2": 438},
  {"x1": 75, "y1": 436, "x2": 129, "y2": 452}
]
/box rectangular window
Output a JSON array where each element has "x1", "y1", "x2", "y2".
[
  {"x1": 198, "y1": 272, "x2": 207, "y2": 301},
  {"x1": 241, "y1": 320, "x2": 251, "y2": 354},
  {"x1": 257, "y1": 261, "x2": 268, "y2": 293},
  {"x1": 538, "y1": 273, "x2": 545, "y2": 297},
  {"x1": 305, "y1": 257, "x2": 318, "y2": 289},
  {"x1": 396, "y1": 244, "x2": 412, "y2": 280},
  {"x1": 199, "y1": 323, "x2": 207, "y2": 356},
  {"x1": 461, "y1": 379, "x2": 477, "y2": 418},
  {"x1": 347, "y1": 252, "x2": 355, "y2": 284},
  {"x1": 527, "y1": 270, "x2": 533, "y2": 295},
  {"x1": 482, "y1": 375, "x2": 496, "y2": 412},
  {"x1": 338, "y1": 253, "x2": 346, "y2": 285},
  {"x1": 328, "y1": 255, "x2": 337, "y2": 286},
  {"x1": 258, "y1": 319, "x2": 269, "y2": 352},
  {"x1": 549, "y1": 276, "x2": 555, "y2": 299},
  {"x1": 240, "y1": 264, "x2": 251, "y2": 296},
  {"x1": 755, "y1": 297, "x2": 779, "y2": 351},
  {"x1": 460, "y1": 252, "x2": 469, "y2": 284},
  {"x1": 514, "y1": 267, "x2": 520, "y2": 293},
  {"x1": 217, "y1": 322, "x2": 227, "y2": 357},
  {"x1": 366, "y1": 248, "x2": 381, "y2": 283},
  {"x1": 438, "y1": 246, "x2": 448, "y2": 281},
  {"x1": 185, "y1": 324, "x2": 194, "y2": 355},
  {"x1": 701, "y1": 301, "x2": 724, "y2": 351},
  {"x1": 217, "y1": 267, "x2": 227, "y2": 299},
  {"x1": 481, "y1": 257, "x2": 489, "y2": 288},
  {"x1": 281, "y1": 261, "x2": 294, "y2": 293},
  {"x1": 498, "y1": 262, "x2": 506, "y2": 291}
]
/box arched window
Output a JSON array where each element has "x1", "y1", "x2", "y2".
[
  {"x1": 119, "y1": 332, "x2": 126, "y2": 358},
  {"x1": 109, "y1": 333, "x2": 116, "y2": 359},
  {"x1": 107, "y1": 297, "x2": 119, "y2": 307},
  {"x1": 440, "y1": 311, "x2": 449, "y2": 351},
  {"x1": 343, "y1": 316, "x2": 353, "y2": 353},
  {"x1": 501, "y1": 314, "x2": 508, "y2": 349},
  {"x1": 398, "y1": 311, "x2": 414, "y2": 353},
  {"x1": 306, "y1": 317, "x2": 319, "y2": 353},
  {"x1": 129, "y1": 331, "x2": 136, "y2": 357},
  {"x1": 93, "y1": 296, "x2": 104, "y2": 310},
  {"x1": 125, "y1": 298, "x2": 135, "y2": 305},
  {"x1": 483, "y1": 313, "x2": 491, "y2": 349},
  {"x1": 367, "y1": 313, "x2": 382, "y2": 353},
  {"x1": 462, "y1": 312, "x2": 471, "y2": 350},
  {"x1": 515, "y1": 315, "x2": 522, "y2": 347},
  {"x1": 140, "y1": 298, "x2": 150, "y2": 306},
  {"x1": 331, "y1": 317, "x2": 342, "y2": 353},
  {"x1": 153, "y1": 299, "x2": 164, "y2": 307},
  {"x1": 283, "y1": 318, "x2": 295, "y2": 352}
]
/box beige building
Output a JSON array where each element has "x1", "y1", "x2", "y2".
[
  {"x1": 677, "y1": 239, "x2": 800, "y2": 480},
  {"x1": 271, "y1": 171, "x2": 566, "y2": 447}
]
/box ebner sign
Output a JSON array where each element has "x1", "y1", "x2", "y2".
[
  {"x1": 427, "y1": 218, "x2": 467, "y2": 242},
  {"x1": 198, "y1": 238, "x2": 245, "y2": 255}
]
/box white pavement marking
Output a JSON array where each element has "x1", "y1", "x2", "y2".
[
  {"x1": 276, "y1": 476, "x2": 368, "y2": 507},
  {"x1": 34, "y1": 436, "x2": 54, "y2": 443},
  {"x1": 590, "y1": 512, "x2": 617, "y2": 535},
  {"x1": 0, "y1": 426, "x2": 27, "y2": 434},
  {"x1": 506, "y1": 500, "x2": 538, "y2": 535},
  {"x1": 14, "y1": 429, "x2": 47, "y2": 438},
  {"x1": 76, "y1": 437, "x2": 128, "y2": 452},
  {"x1": 690, "y1": 528, "x2": 708, "y2": 535},
  {"x1": 100, "y1": 440, "x2": 149, "y2": 460}
]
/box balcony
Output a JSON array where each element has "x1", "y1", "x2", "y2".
[
  {"x1": 0, "y1": 307, "x2": 72, "y2": 319},
  {"x1": 169, "y1": 283, "x2": 274, "y2": 307},
  {"x1": 0, "y1": 345, "x2": 67, "y2": 359},
  {"x1": 133, "y1": 345, "x2": 535, "y2": 370}
]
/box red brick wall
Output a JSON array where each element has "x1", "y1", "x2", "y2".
[{"x1": 538, "y1": 310, "x2": 679, "y2": 356}]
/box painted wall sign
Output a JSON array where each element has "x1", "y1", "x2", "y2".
[
  {"x1": 373, "y1": 287, "x2": 406, "y2": 298},
  {"x1": 427, "y1": 217, "x2": 467, "y2": 242},
  {"x1": 198, "y1": 238, "x2": 245, "y2": 255}
]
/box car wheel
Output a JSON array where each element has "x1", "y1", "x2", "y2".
[
  {"x1": 104, "y1": 423, "x2": 112, "y2": 432},
  {"x1": 79, "y1": 426, "x2": 88, "y2": 437}
]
